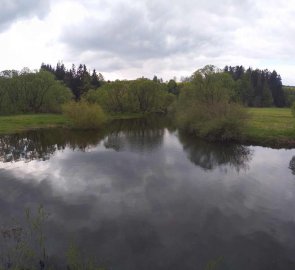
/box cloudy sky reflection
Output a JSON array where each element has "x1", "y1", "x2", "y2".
[{"x1": 0, "y1": 129, "x2": 295, "y2": 269}]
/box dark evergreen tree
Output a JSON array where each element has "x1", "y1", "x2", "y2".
[
  {"x1": 225, "y1": 65, "x2": 285, "y2": 107},
  {"x1": 269, "y1": 71, "x2": 285, "y2": 107},
  {"x1": 91, "y1": 69, "x2": 101, "y2": 88},
  {"x1": 55, "y1": 62, "x2": 66, "y2": 81},
  {"x1": 40, "y1": 62, "x2": 104, "y2": 100}
]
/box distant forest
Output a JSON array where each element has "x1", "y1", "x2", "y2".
[
  {"x1": 0, "y1": 62, "x2": 294, "y2": 116},
  {"x1": 40, "y1": 62, "x2": 291, "y2": 108},
  {"x1": 224, "y1": 65, "x2": 285, "y2": 107}
]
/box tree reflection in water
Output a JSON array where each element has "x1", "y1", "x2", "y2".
[
  {"x1": 289, "y1": 156, "x2": 295, "y2": 175},
  {"x1": 0, "y1": 116, "x2": 252, "y2": 172},
  {"x1": 0, "y1": 129, "x2": 106, "y2": 163},
  {"x1": 103, "y1": 117, "x2": 168, "y2": 153},
  {"x1": 0, "y1": 116, "x2": 171, "y2": 163},
  {"x1": 178, "y1": 131, "x2": 253, "y2": 171}
]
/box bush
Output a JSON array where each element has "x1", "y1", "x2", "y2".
[
  {"x1": 175, "y1": 68, "x2": 248, "y2": 141},
  {"x1": 62, "y1": 101, "x2": 106, "y2": 129},
  {"x1": 176, "y1": 100, "x2": 248, "y2": 141}
]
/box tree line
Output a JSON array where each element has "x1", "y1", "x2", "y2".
[
  {"x1": 40, "y1": 62, "x2": 291, "y2": 109},
  {"x1": 0, "y1": 62, "x2": 293, "y2": 116},
  {"x1": 224, "y1": 65, "x2": 285, "y2": 107}
]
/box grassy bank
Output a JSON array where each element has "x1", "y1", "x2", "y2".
[
  {"x1": 1, "y1": 109, "x2": 295, "y2": 147},
  {"x1": 244, "y1": 108, "x2": 295, "y2": 147},
  {"x1": 0, "y1": 114, "x2": 70, "y2": 134},
  {"x1": 0, "y1": 113, "x2": 145, "y2": 135}
]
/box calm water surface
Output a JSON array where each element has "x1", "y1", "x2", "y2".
[{"x1": 0, "y1": 118, "x2": 295, "y2": 269}]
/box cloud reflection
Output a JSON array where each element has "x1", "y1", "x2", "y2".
[{"x1": 0, "y1": 120, "x2": 294, "y2": 269}]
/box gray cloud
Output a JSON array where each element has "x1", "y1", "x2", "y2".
[
  {"x1": 57, "y1": 1, "x2": 250, "y2": 74},
  {"x1": 61, "y1": 0, "x2": 248, "y2": 60},
  {"x1": 0, "y1": 0, "x2": 50, "y2": 31},
  {"x1": 57, "y1": 0, "x2": 295, "y2": 83},
  {"x1": 0, "y1": 0, "x2": 294, "y2": 84}
]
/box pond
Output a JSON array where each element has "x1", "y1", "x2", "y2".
[{"x1": 0, "y1": 118, "x2": 295, "y2": 269}]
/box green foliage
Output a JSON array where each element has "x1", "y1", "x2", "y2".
[
  {"x1": 235, "y1": 73, "x2": 255, "y2": 106},
  {"x1": 291, "y1": 101, "x2": 295, "y2": 117},
  {"x1": 191, "y1": 71, "x2": 236, "y2": 104},
  {"x1": 261, "y1": 83, "x2": 273, "y2": 107},
  {"x1": 62, "y1": 101, "x2": 106, "y2": 129},
  {"x1": 225, "y1": 65, "x2": 285, "y2": 107},
  {"x1": 0, "y1": 71, "x2": 72, "y2": 115},
  {"x1": 167, "y1": 79, "x2": 179, "y2": 95},
  {"x1": 130, "y1": 79, "x2": 174, "y2": 113},
  {"x1": 87, "y1": 81, "x2": 129, "y2": 112},
  {"x1": 176, "y1": 68, "x2": 248, "y2": 141},
  {"x1": 284, "y1": 86, "x2": 295, "y2": 107},
  {"x1": 84, "y1": 79, "x2": 175, "y2": 114},
  {"x1": 41, "y1": 63, "x2": 104, "y2": 100}
]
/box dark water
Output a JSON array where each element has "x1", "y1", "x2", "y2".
[{"x1": 0, "y1": 118, "x2": 295, "y2": 269}]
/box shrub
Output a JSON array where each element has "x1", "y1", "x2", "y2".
[
  {"x1": 62, "y1": 101, "x2": 106, "y2": 129},
  {"x1": 175, "y1": 68, "x2": 248, "y2": 141},
  {"x1": 176, "y1": 100, "x2": 248, "y2": 141}
]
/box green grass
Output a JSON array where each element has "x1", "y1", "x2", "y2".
[
  {"x1": 245, "y1": 108, "x2": 295, "y2": 146},
  {"x1": 0, "y1": 114, "x2": 70, "y2": 134},
  {"x1": 0, "y1": 113, "x2": 145, "y2": 135}
]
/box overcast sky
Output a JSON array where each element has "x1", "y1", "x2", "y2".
[{"x1": 0, "y1": 0, "x2": 294, "y2": 84}]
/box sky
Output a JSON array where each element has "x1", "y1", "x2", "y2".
[{"x1": 0, "y1": 0, "x2": 294, "y2": 85}]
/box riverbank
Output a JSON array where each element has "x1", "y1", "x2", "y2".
[
  {"x1": 0, "y1": 114, "x2": 70, "y2": 134},
  {"x1": 0, "y1": 113, "x2": 145, "y2": 134},
  {"x1": 0, "y1": 109, "x2": 295, "y2": 148}
]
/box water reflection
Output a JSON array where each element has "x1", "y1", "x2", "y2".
[
  {"x1": 289, "y1": 156, "x2": 295, "y2": 175},
  {"x1": 0, "y1": 117, "x2": 171, "y2": 163},
  {"x1": 104, "y1": 118, "x2": 167, "y2": 152},
  {"x1": 0, "y1": 129, "x2": 106, "y2": 163},
  {"x1": 178, "y1": 132, "x2": 253, "y2": 171},
  {"x1": 0, "y1": 118, "x2": 294, "y2": 269}
]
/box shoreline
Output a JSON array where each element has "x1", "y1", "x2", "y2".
[{"x1": 1, "y1": 109, "x2": 295, "y2": 149}]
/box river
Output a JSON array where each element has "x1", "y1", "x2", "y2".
[{"x1": 0, "y1": 118, "x2": 294, "y2": 269}]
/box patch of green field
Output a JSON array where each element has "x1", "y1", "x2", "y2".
[
  {"x1": 0, "y1": 113, "x2": 145, "y2": 135},
  {"x1": 245, "y1": 108, "x2": 295, "y2": 146},
  {"x1": 0, "y1": 114, "x2": 70, "y2": 134}
]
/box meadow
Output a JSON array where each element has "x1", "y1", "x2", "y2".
[
  {"x1": 245, "y1": 108, "x2": 295, "y2": 146},
  {"x1": 0, "y1": 114, "x2": 69, "y2": 134}
]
